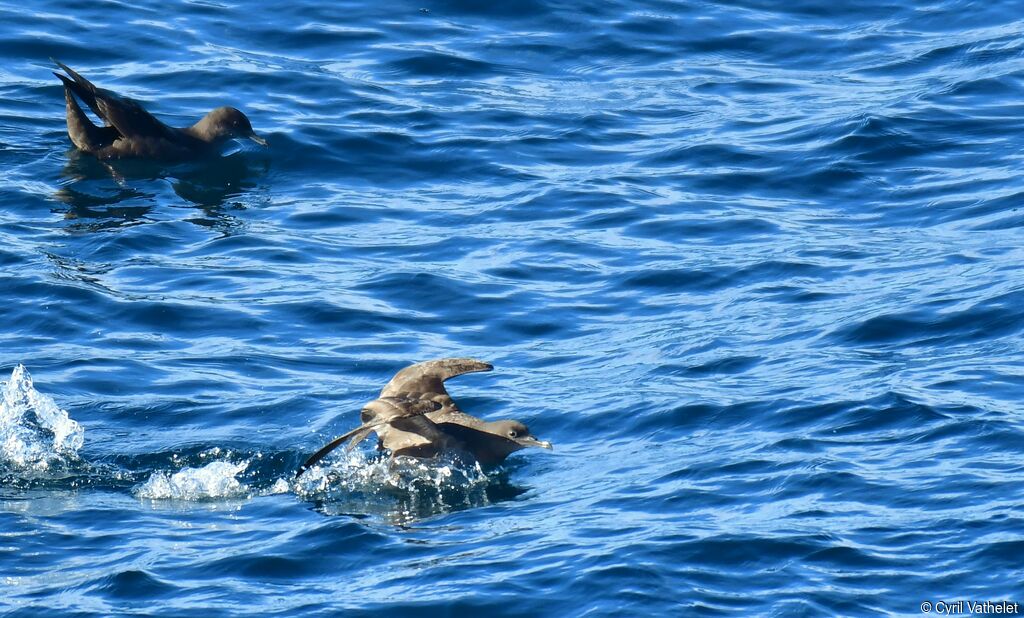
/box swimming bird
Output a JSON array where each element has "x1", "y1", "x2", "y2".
[
  {"x1": 296, "y1": 358, "x2": 552, "y2": 477},
  {"x1": 53, "y1": 60, "x2": 267, "y2": 160}
]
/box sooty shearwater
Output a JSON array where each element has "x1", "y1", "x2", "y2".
[
  {"x1": 296, "y1": 358, "x2": 552, "y2": 477},
  {"x1": 53, "y1": 60, "x2": 267, "y2": 160}
]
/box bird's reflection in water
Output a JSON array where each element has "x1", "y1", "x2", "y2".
[
  {"x1": 312, "y1": 477, "x2": 530, "y2": 525},
  {"x1": 54, "y1": 152, "x2": 154, "y2": 231},
  {"x1": 54, "y1": 149, "x2": 269, "y2": 233}
]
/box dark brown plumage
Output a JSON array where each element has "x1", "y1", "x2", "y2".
[
  {"x1": 53, "y1": 59, "x2": 267, "y2": 160},
  {"x1": 296, "y1": 358, "x2": 552, "y2": 477}
]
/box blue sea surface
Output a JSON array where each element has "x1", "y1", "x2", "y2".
[{"x1": 1, "y1": 0, "x2": 1023, "y2": 615}]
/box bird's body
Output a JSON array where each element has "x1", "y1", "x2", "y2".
[
  {"x1": 296, "y1": 358, "x2": 552, "y2": 476},
  {"x1": 53, "y1": 60, "x2": 266, "y2": 160}
]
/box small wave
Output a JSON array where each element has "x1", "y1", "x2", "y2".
[
  {"x1": 0, "y1": 365, "x2": 84, "y2": 471},
  {"x1": 135, "y1": 460, "x2": 250, "y2": 501}
]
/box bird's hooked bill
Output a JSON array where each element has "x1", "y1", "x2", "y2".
[
  {"x1": 519, "y1": 436, "x2": 553, "y2": 450},
  {"x1": 249, "y1": 133, "x2": 268, "y2": 147}
]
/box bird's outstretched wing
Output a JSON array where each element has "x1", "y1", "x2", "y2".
[
  {"x1": 53, "y1": 59, "x2": 174, "y2": 141},
  {"x1": 295, "y1": 397, "x2": 442, "y2": 477},
  {"x1": 379, "y1": 358, "x2": 492, "y2": 419},
  {"x1": 380, "y1": 358, "x2": 492, "y2": 398}
]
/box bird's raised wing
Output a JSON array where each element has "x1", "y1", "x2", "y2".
[
  {"x1": 379, "y1": 358, "x2": 492, "y2": 413},
  {"x1": 53, "y1": 60, "x2": 174, "y2": 141}
]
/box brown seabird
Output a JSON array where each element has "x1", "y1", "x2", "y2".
[
  {"x1": 296, "y1": 358, "x2": 552, "y2": 477},
  {"x1": 53, "y1": 60, "x2": 267, "y2": 160}
]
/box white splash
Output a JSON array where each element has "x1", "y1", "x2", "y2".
[
  {"x1": 0, "y1": 365, "x2": 84, "y2": 470},
  {"x1": 294, "y1": 449, "x2": 490, "y2": 497},
  {"x1": 266, "y1": 478, "x2": 291, "y2": 495},
  {"x1": 135, "y1": 460, "x2": 249, "y2": 500},
  {"x1": 293, "y1": 450, "x2": 496, "y2": 523}
]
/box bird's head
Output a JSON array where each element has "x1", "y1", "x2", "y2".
[
  {"x1": 195, "y1": 106, "x2": 267, "y2": 146},
  {"x1": 489, "y1": 420, "x2": 552, "y2": 451}
]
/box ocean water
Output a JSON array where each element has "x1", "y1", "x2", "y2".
[{"x1": 1, "y1": 0, "x2": 1022, "y2": 615}]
